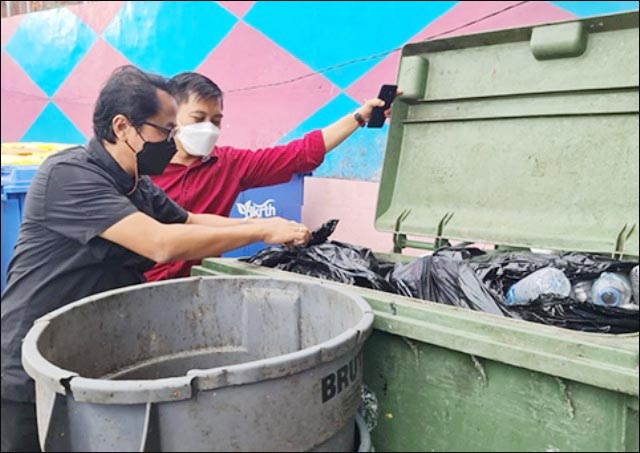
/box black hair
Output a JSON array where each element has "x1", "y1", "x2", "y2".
[
  {"x1": 93, "y1": 65, "x2": 171, "y2": 144},
  {"x1": 169, "y1": 72, "x2": 223, "y2": 106}
]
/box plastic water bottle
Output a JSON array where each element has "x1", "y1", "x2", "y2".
[
  {"x1": 591, "y1": 273, "x2": 632, "y2": 308},
  {"x1": 505, "y1": 267, "x2": 571, "y2": 305},
  {"x1": 571, "y1": 280, "x2": 593, "y2": 303},
  {"x1": 631, "y1": 266, "x2": 639, "y2": 306}
]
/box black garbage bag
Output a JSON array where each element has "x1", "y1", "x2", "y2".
[
  {"x1": 390, "y1": 248, "x2": 509, "y2": 316},
  {"x1": 469, "y1": 251, "x2": 638, "y2": 297},
  {"x1": 425, "y1": 256, "x2": 507, "y2": 316},
  {"x1": 389, "y1": 246, "x2": 638, "y2": 332},
  {"x1": 388, "y1": 259, "x2": 427, "y2": 299},
  {"x1": 507, "y1": 295, "x2": 639, "y2": 333},
  {"x1": 462, "y1": 249, "x2": 638, "y2": 332},
  {"x1": 246, "y1": 220, "x2": 411, "y2": 296},
  {"x1": 246, "y1": 220, "x2": 638, "y2": 333},
  {"x1": 307, "y1": 218, "x2": 339, "y2": 246}
]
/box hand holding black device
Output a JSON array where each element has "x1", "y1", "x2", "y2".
[{"x1": 367, "y1": 84, "x2": 397, "y2": 128}]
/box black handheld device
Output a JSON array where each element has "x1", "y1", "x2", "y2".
[{"x1": 367, "y1": 84, "x2": 397, "y2": 128}]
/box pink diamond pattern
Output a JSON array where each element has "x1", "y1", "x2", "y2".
[
  {"x1": 426, "y1": 1, "x2": 576, "y2": 36},
  {"x1": 1, "y1": 14, "x2": 22, "y2": 48},
  {"x1": 53, "y1": 38, "x2": 131, "y2": 138},
  {"x1": 67, "y1": 1, "x2": 125, "y2": 35},
  {"x1": 197, "y1": 22, "x2": 339, "y2": 148},
  {"x1": 217, "y1": 1, "x2": 256, "y2": 19},
  {"x1": 1, "y1": 51, "x2": 48, "y2": 141}
]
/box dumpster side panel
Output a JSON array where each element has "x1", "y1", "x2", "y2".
[{"x1": 364, "y1": 330, "x2": 638, "y2": 452}]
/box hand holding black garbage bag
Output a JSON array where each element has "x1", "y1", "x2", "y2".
[{"x1": 246, "y1": 220, "x2": 411, "y2": 296}]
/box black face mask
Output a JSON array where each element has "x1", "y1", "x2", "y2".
[{"x1": 135, "y1": 137, "x2": 177, "y2": 175}]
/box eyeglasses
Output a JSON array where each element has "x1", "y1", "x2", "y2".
[{"x1": 142, "y1": 121, "x2": 177, "y2": 141}]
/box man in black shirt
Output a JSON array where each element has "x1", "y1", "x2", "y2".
[{"x1": 0, "y1": 65, "x2": 310, "y2": 452}]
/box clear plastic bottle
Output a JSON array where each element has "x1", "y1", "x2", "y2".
[
  {"x1": 591, "y1": 272, "x2": 632, "y2": 308},
  {"x1": 571, "y1": 280, "x2": 593, "y2": 303},
  {"x1": 505, "y1": 267, "x2": 571, "y2": 305},
  {"x1": 631, "y1": 266, "x2": 639, "y2": 306}
]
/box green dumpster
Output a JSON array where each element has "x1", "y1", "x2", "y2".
[{"x1": 193, "y1": 11, "x2": 639, "y2": 452}]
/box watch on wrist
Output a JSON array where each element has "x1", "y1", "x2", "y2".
[{"x1": 353, "y1": 111, "x2": 366, "y2": 128}]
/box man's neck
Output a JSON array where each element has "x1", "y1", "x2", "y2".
[
  {"x1": 171, "y1": 146, "x2": 200, "y2": 167},
  {"x1": 103, "y1": 140, "x2": 135, "y2": 176}
]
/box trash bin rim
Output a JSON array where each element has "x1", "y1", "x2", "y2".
[{"x1": 22, "y1": 276, "x2": 374, "y2": 404}]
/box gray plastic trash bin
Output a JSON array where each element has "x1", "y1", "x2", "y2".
[{"x1": 22, "y1": 276, "x2": 374, "y2": 452}]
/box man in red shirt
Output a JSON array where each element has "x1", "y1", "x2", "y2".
[{"x1": 146, "y1": 72, "x2": 391, "y2": 281}]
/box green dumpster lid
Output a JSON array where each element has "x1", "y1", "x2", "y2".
[{"x1": 376, "y1": 11, "x2": 639, "y2": 257}]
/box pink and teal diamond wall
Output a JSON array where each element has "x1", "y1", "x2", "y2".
[{"x1": 2, "y1": 1, "x2": 638, "y2": 182}]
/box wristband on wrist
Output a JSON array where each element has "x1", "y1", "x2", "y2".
[{"x1": 353, "y1": 111, "x2": 366, "y2": 128}]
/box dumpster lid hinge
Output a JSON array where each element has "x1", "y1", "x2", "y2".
[
  {"x1": 393, "y1": 210, "x2": 463, "y2": 253},
  {"x1": 613, "y1": 223, "x2": 636, "y2": 260}
]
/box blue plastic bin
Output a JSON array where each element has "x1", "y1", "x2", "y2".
[
  {"x1": 224, "y1": 173, "x2": 306, "y2": 258},
  {"x1": 1, "y1": 165, "x2": 39, "y2": 293}
]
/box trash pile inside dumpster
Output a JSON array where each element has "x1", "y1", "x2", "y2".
[{"x1": 247, "y1": 220, "x2": 639, "y2": 333}]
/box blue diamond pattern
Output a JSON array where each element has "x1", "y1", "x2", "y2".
[
  {"x1": 279, "y1": 93, "x2": 387, "y2": 181},
  {"x1": 245, "y1": 1, "x2": 456, "y2": 89},
  {"x1": 103, "y1": 1, "x2": 237, "y2": 77},
  {"x1": 314, "y1": 123, "x2": 389, "y2": 181},
  {"x1": 5, "y1": 8, "x2": 96, "y2": 97},
  {"x1": 552, "y1": 1, "x2": 638, "y2": 17},
  {"x1": 278, "y1": 93, "x2": 359, "y2": 144},
  {"x1": 21, "y1": 102, "x2": 87, "y2": 144}
]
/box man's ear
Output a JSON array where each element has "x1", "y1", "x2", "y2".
[{"x1": 112, "y1": 114, "x2": 131, "y2": 141}]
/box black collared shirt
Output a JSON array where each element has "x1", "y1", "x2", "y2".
[{"x1": 1, "y1": 138, "x2": 188, "y2": 402}]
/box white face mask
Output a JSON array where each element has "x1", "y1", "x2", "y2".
[{"x1": 176, "y1": 121, "x2": 220, "y2": 157}]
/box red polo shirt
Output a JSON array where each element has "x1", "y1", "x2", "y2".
[{"x1": 144, "y1": 130, "x2": 326, "y2": 281}]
